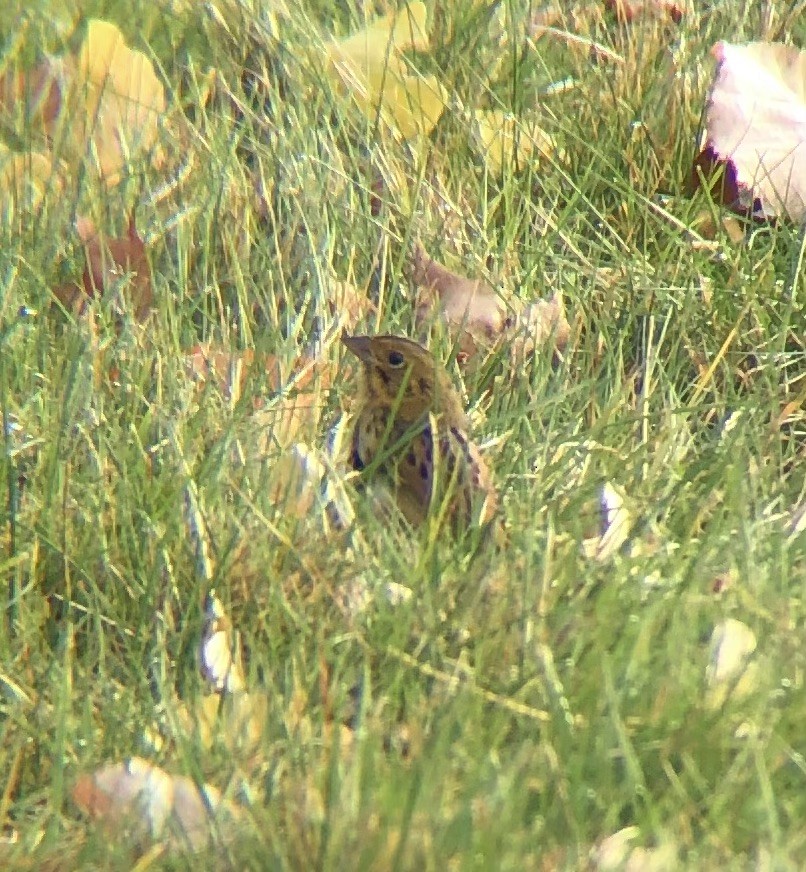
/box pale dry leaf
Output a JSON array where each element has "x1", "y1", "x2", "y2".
[
  {"x1": 72, "y1": 758, "x2": 240, "y2": 851},
  {"x1": 701, "y1": 41, "x2": 806, "y2": 222},
  {"x1": 411, "y1": 242, "x2": 508, "y2": 357},
  {"x1": 73, "y1": 19, "x2": 166, "y2": 185},
  {"x1": 200, "y1": 590, "x2": 246, "y2": 694},
  {"x1": 185, "y1": 344, "x2": 256, "y2": 404},
  {"x1": 270, "y1": 442, "x2": 355, "y2": 526},
  {"x1": 593, "y1": 827, "x2": 677, "y2": 871},
  {"x1": 325, "y1": 277, "x2": 374, "y2": 332},
  {"x1": 705, "y1": 617, "x2": 758, "y2": 708},
  {"x1": 582, "y1": 481, "x2": 632, "y2": 561},
  {"x1": 509, "y1": 292, "x2": 570, "y2": 363},
  {"x1": 192, "y1": 691, "x2": 269, "y2": 756}
]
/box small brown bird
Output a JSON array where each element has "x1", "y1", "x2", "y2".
[{"x1": 341, "y1": 332, "x2": 497, "y2": 530}]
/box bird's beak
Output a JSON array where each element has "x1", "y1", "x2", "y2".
[{"x1": 341, "y1": 332, "x2": 373, "y2": 363}]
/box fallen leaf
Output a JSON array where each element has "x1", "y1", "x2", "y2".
[
  {"x1": 592, "y1": 826, "x2": 678, "y2": 871},
  {"x1": 269, "y1": 441, "x2": 356, "y2": 525},
  {"x1": 0, "y1": 54, "x2": 65, "y2": 129},
  {"x1": 472, "y1": 110, "x2": 558, "y2": 174},
  {"x1": 687, "y1": 208, "x2": 746, "y2": 245},
  {"x1": 582, "y1": 481, "x2": 632, "y2": 561},
  {"x1": 411, "y1": 242, "x2": 509, "y2": 357},
  {"x1": 251, "y1": 386, "x2": 326, "y2": 452},
  {"x1": 0, "y1": 20, "x2": 165, "y2": 187},
  {"x1": 704, "y1": 617, "x2": 758, "y2": 708},
  {"x1": 53, "y1": 214, "x2": 153, "y2": 319},
  {"x1": 603, "y1": 0, "x2": 685, "y2": 23},
  {"x1": 325, "y1": 2, "x2": 447, "y2": 139},
  {"x1": 72, "y1": 758, "x2": 240, "y2": 851},
  {"x1": 509, "y1": 292, "x2": 570, "y2": 364},
  {"x1": 185, "y1": 345, "x2": 257, "y2": 403},
  {"x1": 325, "y1": 276, "x2": 375, "y2": 331},
  {"x1": 0, "y1": 144, "x2": 62, "y2": 212},
  {"x1": 695, "y1": 41, "x2": 806, "y2": 222},
  {"x1": 200, "y1": 591, "x2": 246, "y2": 694},
  {"x1": 71, "y1": 19, "x2": 166, "y2": 185}
]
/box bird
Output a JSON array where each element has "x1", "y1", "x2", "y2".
[{"x1": 340, "y1": 332, "x2": 497, "y2": 531}]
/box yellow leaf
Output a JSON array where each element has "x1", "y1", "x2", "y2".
[
  {"x1": 0, "y1": 144, "x2": 61, "y2": 213},
  {"x1": 73, "y1": 19, "x2": 166, "y2": 185},
  {"x1": 325, "y1": 2, "x2": 446, "y2": 140},
  {"x1": 473, "y1": 110, "x2": 557, "y2": 173},
  {"x1": 329, "y1": 1, "x2": 429, "y2": 79},
  {"x1": 365, "y1": 69, "x2": 448, "y2": 139}
]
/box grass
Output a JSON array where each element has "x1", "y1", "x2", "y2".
[{"x1": 2, "y1": 0, "x2": 806, "y2": 868}]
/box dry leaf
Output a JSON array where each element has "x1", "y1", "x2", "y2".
[
  {"x1": 696, "y1": 41, "x2": 806, "y2": 222},
  {"x1": 186, "y1": 345, "x2": 257, "y2": 403},
  {"x1": 325, "y1": 276, "x2": 375, "y2": 331},
  {"x1": 592, "y1": 826, "x2": 677, "y2": 871},
  {"x1": 0, "y1": 145, "x2": 62, "y2": 213},
  {"x1": 0, "y1": 54, "x2": 65, "y2": 129},
  {"x1": 72, "y1": 758, "x2": 240, "y2": 851},
  {"x1": 75, "y1": 20, "x2": 165, "y2": 183},
  {"x1": 509, "y1": 292, "x2": 570, "y2": 363},
  {"x1": 704, "y1": 618, "x2": 758, "y2": 708},
  {"x1": 472, "y1": 110, "x2": 558, "y2": 174},
  {"x1": 603, "y1": 0, "x2": 684, "y2": 23},
  {"x1": 251, "y1": 387, "x2": 324, "y2": 451},
  {"x1": 582, "y1": 481, "x2": 632, "y2": 561},
  {"x1": 411, "y1": 242, "x2": 509, "y2": 357},
  {"x1": 53, "y1": 214, "x2": 153, "y2": 319},
  {"x1": 325, "y1": 2, "x2": 447, "y2": 140},
  {"x1": 0, "y1": 20, "x2": 165, "y2": 187},
  {"x1": 200, "y1": 591, "x2": 246, "y2": 694}
]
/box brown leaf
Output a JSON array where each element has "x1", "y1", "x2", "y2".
[
  {"x1": 53, "y1": 215, "x2": 153, "y2": 320},
  {"x1": 603, "y1": 0, "x2": 684, "y2": 23},
  {"x1": 411, "y1": 242, "x2": 509, "y2": 357},
  {"x1": 0, "y1": 55, "x2": 65, "y2": 128},
  {"x1": 696, "y1": 41, "x2": 806, "y2": 222},
  {"x1": 186, "y1": 345, "x2": 258, "y2": 403}
]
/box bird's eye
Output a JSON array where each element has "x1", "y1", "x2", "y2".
[{"x1": 387, "y1": 350, "x2": 406, "y2": 368}]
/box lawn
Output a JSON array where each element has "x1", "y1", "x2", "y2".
[{"x1": 2, "y1": 0, "x2": 806, "y2": 868}]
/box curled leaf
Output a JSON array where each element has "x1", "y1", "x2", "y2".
[
  {"x1": 201, "y1": 591, "x2": 246, "y2": 694},
  {"x1": 697, "y1": 41, "x2": 806, "y2": 222},
  {"x1": 411, "y1": 242, "x2": 509, "y2": 357},
  {"x1": 72, "y1": 758, "x2": 240, "y2": 851}
]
